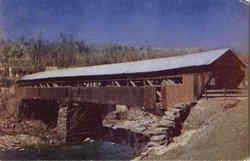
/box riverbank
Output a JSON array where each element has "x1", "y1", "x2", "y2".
[
  {"x1": 0, "y1": 87, "x2": 63, "y2": 153},
  {"x1": 0, "y1": 116, "x2": 63, "y2": 152},
  {"x1": 140, "y1": 98, "x2": 248, "y2": 160}
]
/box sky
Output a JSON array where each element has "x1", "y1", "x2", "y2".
[{"x1": 0, "y1": 0, "x2": 248, "y2": 52}]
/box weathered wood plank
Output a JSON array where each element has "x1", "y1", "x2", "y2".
[
  {"x1": 78, "y1": 87, "x2": 155, "y2": 108},
  {"x1": 129, "y1": 81, "x2": 136, "y2": 87},
  {"x1": 15, "y1": 87, "x2": 156, "y2": 108},
  {"x1": 114, "y1": 81, "x2": 121, "y2": 87},
  {"x1": 147, "y1": 80, "x2": 154, "y2": 86}
]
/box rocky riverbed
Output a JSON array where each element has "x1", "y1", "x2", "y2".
[
  {"x1": 0, "y1": 102, "x2": 194, "y2": 159},
  {"x1": 0, "y1": 118, "x2": 62, "y2": 152},
  {"x1": 103, "y1": 102, "x2": 195, "y2": 159}
]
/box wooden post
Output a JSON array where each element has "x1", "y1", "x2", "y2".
[
  {"x1": 16, "y1": 99, "x2": 22, "y2": 121},
  {"x1": 156, "y1": 91, "x2": 162, "y2": 99},
  {"x1": 114, "y1": 81, "x2": 121, "y2": 87},
  {"x1": 205, "y1": 87, "x2": 208, "y2": 100},
  {"x1": 129, "y1": 80, "x2": 136, "y2": 87},
  {"x1": 224, "y1": 88, "x2": 226, "y2": 99},
  {"x1": 147, "y1": 80, "x2": 154, "y2": 86}
]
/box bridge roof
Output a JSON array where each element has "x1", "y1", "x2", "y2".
[{"x1": 21, "y1": 48, "x2": 231, "y2": 81}]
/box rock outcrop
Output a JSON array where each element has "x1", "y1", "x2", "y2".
[{"x1": 145, "y1": 102, "x2": 194, "y2": 149}]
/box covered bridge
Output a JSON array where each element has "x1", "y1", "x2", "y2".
[{"x1": 16, "y1": 48, "x2": 245, "y2": 109}]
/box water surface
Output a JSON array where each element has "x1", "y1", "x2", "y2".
[{"x1": 0, "y1": 141, "x2": 134, "y2": 160}]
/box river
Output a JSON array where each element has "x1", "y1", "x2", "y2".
[{"x1": 0, "y1": 141, "x2": 135, "y2": 160}]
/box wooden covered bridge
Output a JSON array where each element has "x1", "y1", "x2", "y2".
[{"x1": 15, "y1": 48, "x2": 246, "y2": 141}]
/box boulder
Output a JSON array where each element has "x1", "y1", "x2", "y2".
[
  {"x1": 168, "y1": 108, "x2": 182, "y2": 114},
  {"x1": 113, "y1": 121, "x2": 146, "y2": 133},
  {"x1": 162, "y1": 114, "x2": 177, "y2": 121},
  {"x1": 165, "y1": 110, "x2": 181, "y2": 118},
  {"x1": 158, "y1": 120, "x2": 175, "y2": 128},
  {"x1": 164, "y1": 111, "x2": 174, "y2": 116},
  {"x1": 134, "y1": 126, "x2": 146, "y2": 133},
  {"x1": 116, "y1": 104, "x2": 128, "y2": 112},
  {"x1": 147, "y1": 141, "x2": 162, "y2": 147},
  {"x1": 148, "y1": 127, "x2": 168, "y2": 135},
  {"x1": 150, "y1": 135, "x2": 167, "y2": 142},
  {"x1": 139, "y1": 119, "x2": 154, "y2": 126},
  {"x1": 173, "y1": 103, "x2": 187, "y2": 109}
]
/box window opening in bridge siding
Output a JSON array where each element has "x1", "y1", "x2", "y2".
[
  {"x1": 161, "y1": 77, "x2": 183, "y2": 86},
  {"x1": 131, "y1": 80, "x2": 144, "y2": 86},
  {"x1": 207, "y1": 77, "x2": 216, "y2": 89},
  {"x1": 210, "y1": 78, "x2": 216, "y2": 86}
]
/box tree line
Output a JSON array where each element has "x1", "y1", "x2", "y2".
[{"x1": 0, "y1": 35, "x2": 209, "y2": 76}]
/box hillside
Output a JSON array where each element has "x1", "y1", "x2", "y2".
[
  {"x1": 238, "y1": 53, "x2": 249, "y2": 66},
  {"x1": 237, "y1": 54, "x2": 248, "y2": 86},
  {"x1": 143, "y1": 98, "x2": 248, "y2": 160}
]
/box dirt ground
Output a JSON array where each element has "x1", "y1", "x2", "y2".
[{"x1": 143, "y1": 98, "x2": 248, "y2": 160}]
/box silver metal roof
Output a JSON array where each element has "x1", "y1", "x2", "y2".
[{"x1": 21, "y1": 48, "x2": 230, "y2": 81}]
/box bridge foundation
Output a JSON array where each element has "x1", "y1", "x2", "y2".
[
  {"x1": 17, "y1": 99, "x2": 115, "y2": 143},
  {"x1": 65, "y1": 102, "x2": 114, "y2": 142}
]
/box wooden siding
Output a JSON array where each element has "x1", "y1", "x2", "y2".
[
  {"x1": 194, "y1": 72, "x2": 211, "y2": 99},
  {"x1": 211, "y1": 51, "x2": 245, "y2": 89},
  {"x1": 16, "y1": 87, "x2": 156, "y2": 109},
  {"x1": 161, "y1": 73, "x2": 195, "y2": 109}
]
